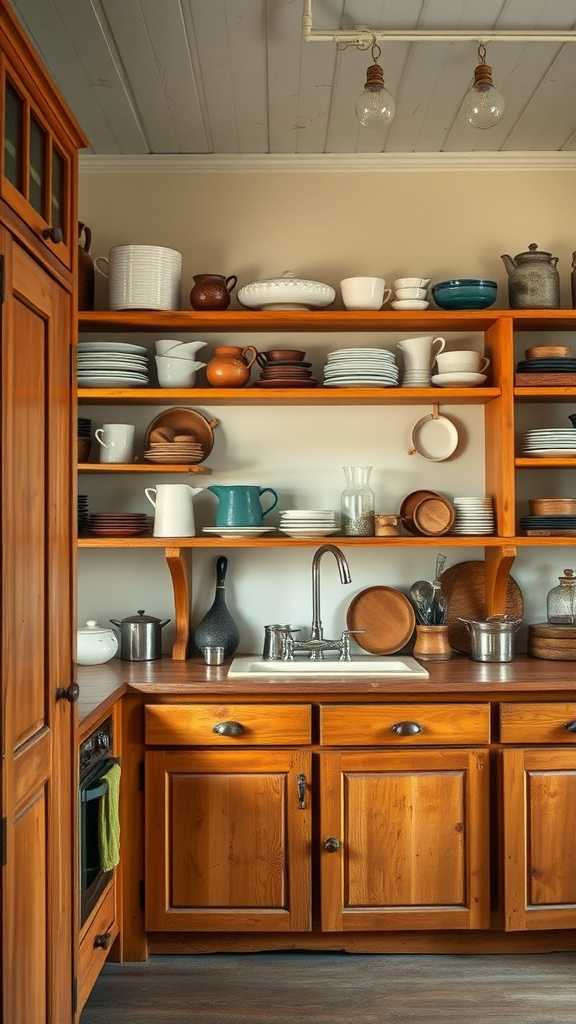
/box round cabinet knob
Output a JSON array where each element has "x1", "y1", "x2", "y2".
[
  {"x1": 391, "y1": 721, "x2": 423, "y2": 737},
  {"x1": 564, "y1": 720, "x2": 576, "y2": 733},
  {"x1": 93, "y1": 931, "x2": 112, "y2": 950},
  {"x1": 56, "y1": 682, "x2": 80, "y2": 703},
  {"x1": 212, "y1": 720, "x2": 245, "y2": 737},
  {"x1": 42, "y1": 226, "x2": 63, "y2": 244},
  {"x1": 323, "y1": 837, "x2": 341, "y2": 853}
]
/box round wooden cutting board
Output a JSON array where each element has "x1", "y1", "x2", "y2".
[
  {"x1": 346, "y1": 586, "x2": 416, "y2": 654},
  {"x1": 439, "y1": 560, "x2": 524, "y2": 654}
]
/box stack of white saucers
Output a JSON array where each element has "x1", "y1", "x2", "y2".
[
  {"x1": 522, "y1": 428, "x2": 576, "y2": 457},
  {"x1": 452, "y1": 497, "x2": 495, "y2": 535},
  {"x1": 203, "y1": 526, "x2": 275, "y2": 538},
  {"x1": 78, "y1": 341, "x2": 150, "y2": 388},
  {"x1": 323, "y1": 348, "x2": 399, "y2": 388},
  {"x1": 279, "y1": 510, "x2": 339, "y2": 537},
  {"x1": 401, "y1": 367, "x2": 433, "y2": 387}
]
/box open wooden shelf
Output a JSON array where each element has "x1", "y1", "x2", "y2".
[
  {"x1": 514, "y1": 387, "x2": 576, "y2": 402},
  {"x1": 77, "y1": 386, "x2": 500, "y2": 406},
  {"x1": 516, "y1": 457, "x2": 576, "y2": 468},
  {"x1": 77, "y1": 534, "x2": 553, "y2": 550},
  {"x1": 78, "y1": 462, "x2": 211, "y2": 474}
]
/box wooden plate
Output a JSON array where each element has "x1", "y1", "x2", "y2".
[
  {"x1": 529, "y1": 498, "x2": 576, "y2": 516},
  {"x1": 530, "y1": 622, "x2": 576, "y2": 639},
  {"x1": 412, "y1": 495, "x2": 455, "y2": 536},
  {"x1": 399, "y1": 489, "x2": 442, "y2": 534},
  {"x1": 145, "y1": 408, "x2": 219, "y2": 454},
  {"x1": 439, "y1": 560, "x2": 524, "y2": 654},
  {"x1": 346, "y1": 586, "x2": 415, "y2": 654},
  {"x1": 526, "y1": 345, "x2": 572, "y2": 359}
]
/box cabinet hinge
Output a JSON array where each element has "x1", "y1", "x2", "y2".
[
  {"x1": 138, "y1": 761, "x2": 145, "y2": 791},
  {"x1": 139, "y1": 879, "x2": 145, "y2": 909},
  {"x1": 0, "y1": 255, "x2": 5, "y2": 304},
  {"x1": 72, "y1": 976, "x2": 77, "y2": 1016},
  {"x1": 0, "y1": 817, "x2": 6, "y2": 867}
]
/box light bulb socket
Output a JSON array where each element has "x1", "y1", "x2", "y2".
[
  {"x1": 473, "y1": 62, "x2": 494, "y2": 89},
  {"x1": 364, "y1": 63, "x2": 385, "y2": 92}
]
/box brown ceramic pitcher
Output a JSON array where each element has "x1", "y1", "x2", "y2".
[
  {"x1": 206, "y1": 345, "x2": 258, "y2": 387},
  {"x1": 189, "y1": 273, "x2": 238, "y2": 310}
]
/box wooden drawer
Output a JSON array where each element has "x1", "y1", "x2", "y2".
[
  {"x1": 145, "y1": 703, "x2": 312, "y2": 746},
  {"x1": 78, "y1": 881, "x2": 117, "y2": 1013},
  {"x1": 500, "y1": 703, "x2": 576, "y2": 744},
  {"x1": 320, "y1": 704, "x2": 490, "y2": 746}
]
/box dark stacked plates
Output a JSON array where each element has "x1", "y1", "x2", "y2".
[
  {"x1": 78, "y1": 495, "x2": 89, "y2": 533},
  {"x1": 78, "y1": 417, "x2": 92, "y2": 461},
  {"x1": 517, "y1": 359, "x2": 576, "y2": 373},
  {"x1": 78, "y1": 417, "x2": 91, "y2": 437},
  {"x1": 255, "y1": 351, "x2": 318, "y2": 388},
  {"x1": 520, "y1": 515, "x2": 576, "y2": 536},
  {"x1": 87, "y1": 513, "x2": 151, "y2": 537}
]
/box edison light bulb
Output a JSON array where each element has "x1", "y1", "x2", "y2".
[
  {"x1": 355, "y1": 43, "x2": 395, "y2": 128},
  {"x1": 464, "y1": 47, "x2": 505, "y2": 129}
]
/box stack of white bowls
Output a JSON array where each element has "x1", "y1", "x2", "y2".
[
  {"x1": 452, "y1": 497, "x2": 496, "y2": 535},
  {"x1": 323, "y1": 348, "x2": 399, "y2": 388},
  {"x1": 95, "y1": 244, "x2": 182, "y2": 311},
  {"x1": 154, "y1": 338, "x2": 206, "y2": 388},
  {"x1": 279, "y1": 510, "x2": 339, "y2": 538},
  {"x1": 391, "y1": 277, "x2": 430, "y2": 311}
]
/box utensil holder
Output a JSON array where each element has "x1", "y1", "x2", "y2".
[{"x1": 413, "y1": 625, "x2": 452, "y2": 661}]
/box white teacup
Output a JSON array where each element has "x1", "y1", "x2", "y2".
[
  {"x1": 395, "y1": 287, "x2": 428, "y2": 300},
  {"x1": 397, "y1": 335, "x2": 446, "y2": 371},
  {"x1": 95, "y1": 423, "x2": 135, "y2": 464},
  {"x1": 155, "y1": 338, "x2": 206, "y2": 357},
  {"x1": 340, "y1": 276, "x2": 391, "y2": 310},
  {"x1": 436, "y1": 351, "x2": 490, "y2": 374},
  {"x1": 155, "y1": 356, "x2": 205, "y2": 387}
]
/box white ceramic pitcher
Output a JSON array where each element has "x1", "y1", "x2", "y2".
[
  {"x1": 397, "y1": 335, "x2": 446, "y2": 371},
  {"x1": 145, "y1": 484, "x2": 203, "y2": 537}
]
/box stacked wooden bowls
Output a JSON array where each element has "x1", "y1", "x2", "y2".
[
  {"x1": 529, "y1": 623, "x2": 576, "y2": 660},
  {"x1": 400, "y1": 490, "x2": 455, "y2": 536}
]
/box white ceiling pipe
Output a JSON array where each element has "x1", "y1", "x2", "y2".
[{"x1": 302, "y1": 0, "x2": 576, "y2": 45}]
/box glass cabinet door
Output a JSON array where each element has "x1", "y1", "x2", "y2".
[
  {"x1": 28, "y1": 114, "x2": 46, "y2": 217},
  {"x1": 50, "y1": 145, "x2": 65, "y2": 241},
  {"x1": 4, "y1": 80, "x2": 23, "y2": 191}
]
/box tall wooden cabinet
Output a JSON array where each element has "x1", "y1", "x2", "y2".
[{"x1": 0, "y1": 4, "x2": 86, "y2": 1023}]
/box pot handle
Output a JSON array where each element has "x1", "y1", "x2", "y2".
[
  {"x1": 458, "y1": 617, "x2": 473, "y2": 630},
  {"x1": 159, "y1": 619, "x2": 171, "y2": 628},
  {"x1": 94, "y1": 256, "x2": 110, "y2": 278},
  {"x1": 225, "y1": 275, "x2": 238, "y2": 292},
  {"x1": 145, "y1": 487, "x2": 157, "y2": 509},
  {"x1": 259, "y1": 487, "x2": 278, "y2": 517},
  {"x1": 109, "y1": 619, "x2": 122, "y2": 627}
]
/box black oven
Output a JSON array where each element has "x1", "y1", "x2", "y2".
[{"x1": 79, "y1": 717, "x2": 119, "y2": 925}]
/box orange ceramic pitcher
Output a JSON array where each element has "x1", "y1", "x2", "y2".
[{"x1": 206, "y1": 345, "x2": 258, "y2": 387}]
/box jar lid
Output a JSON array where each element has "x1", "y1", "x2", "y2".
[
  {"x1": 78, "y1": 619, "x2": 115, "y2": 636},
  {"x1": 559, "y1": 569, "x2": 576, "y2": 584}
]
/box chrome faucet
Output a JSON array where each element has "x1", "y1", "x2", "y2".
[{"x1": 278, "y1": 545, "x2": 357, "y2": 662}]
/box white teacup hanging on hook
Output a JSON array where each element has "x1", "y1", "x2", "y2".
[{"x1": 408, "y1": 404, "x2": 459, "y2": 462}]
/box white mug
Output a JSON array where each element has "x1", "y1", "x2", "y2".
[
  {"x1": 397, "y1": 335, "x2": 446, "y2": 371},
  {"x1": 436, "y1": 351, "x2": 490, "y2": 374},
  {"x1": 145, "y1": 484, "x2": 204, "y2": 537},
  {"x1": 340, "y1": 277, "x2": 392, "y2": 310},
  {"x1": 95, "y1": 424, "x2": 135, "y2": 464}
]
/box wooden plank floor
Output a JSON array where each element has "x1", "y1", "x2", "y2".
[{"x1": 81, "y1": 953, "x2": 576, "y2": 1023}]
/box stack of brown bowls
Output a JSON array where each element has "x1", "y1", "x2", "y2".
[
  {"x1": 255, "y1": 349, "x2": 318, "y2": 388},
  {"x1": 400, "y1": 489, "x2": 455, "y2": 536}
]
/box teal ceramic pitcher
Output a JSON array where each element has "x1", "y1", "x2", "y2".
[{"x1": 208, "y1": 484, "x2": 278, "y2": 526}]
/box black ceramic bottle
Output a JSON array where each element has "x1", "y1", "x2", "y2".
[{"x1": 193, "y1": 556, "x2": 240, "y2": 657}]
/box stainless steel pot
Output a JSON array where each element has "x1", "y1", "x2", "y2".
[
  {"x1": 110, "y1": 609, "x2": 170, "y2": 661},
  {"x1": 459, "y1": 615, "x2": 521, "y2": 663}
]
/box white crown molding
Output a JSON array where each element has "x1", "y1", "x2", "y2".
[{"x1": 79, "y1": 151, "x2": 576, "y2": 174}]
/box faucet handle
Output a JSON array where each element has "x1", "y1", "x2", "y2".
[{"x1": 338, "y1": 628, "x2": 366, "y2": 662}]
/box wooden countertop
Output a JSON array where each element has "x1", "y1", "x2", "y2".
[{"x1": 77, "y1": 656, "x2": 576, "y2": 736}]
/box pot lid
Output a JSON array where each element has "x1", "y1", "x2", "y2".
[
  {"x1": 515, "y1": 242, "x2": 553, "y2": 261},
  {"x1": 245, "y1": 270, "x2": 333, "y2": 288},
  {"x1": 115, "y1": 609, "x2": 166, "y2": 625},
  {"x1": 461, "y1": 614, "x2": 521, "y2": 631},
  {"x1": 78, "y1": 619, "x2": 115, "y2": 635}
]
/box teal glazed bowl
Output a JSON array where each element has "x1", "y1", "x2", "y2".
[{"x1": 432, "y1": 279, "x2": 498, "y2": 310}]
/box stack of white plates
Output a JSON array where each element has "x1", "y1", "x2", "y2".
[
  {"x1": 522, "y1": 429, "x2": 576, "y2": 457},
  {"x1": 203, "y1": 526, "x2": 275, "y2": 538},
  {"x1": 452, "y1": 496, "x2": 496, "y2": 535},
  {"x1": 323, "y1": 349, "x2": 399, "y2": 388},
  {"x1": 102, "y1": 244, "x2": 182, "y2": 311},
  {"x1": 78, "y1": 341, "x2": 150, "y2": 388},
  {"x1": 279, "y1": 510, "x2": 339, "y2": 537}
]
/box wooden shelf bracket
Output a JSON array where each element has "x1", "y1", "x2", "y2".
[
  {"x1": 484, "y1": 545, "x2": 517, "y2": 616},
  {"x1": 164, "y1": 547, "x2": 191, "y2": 660}
]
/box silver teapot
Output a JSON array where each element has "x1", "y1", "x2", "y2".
[{"x1": 501, "y1": 242, "x2": 560, "y2": 309}]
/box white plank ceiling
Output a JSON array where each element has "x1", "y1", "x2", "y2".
[{"x1": 12, "y1": 0, "x2": 576, "y2": 153}]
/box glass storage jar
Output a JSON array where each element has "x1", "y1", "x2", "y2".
[
  {"x1": 341, "y1": 465, "x2": 375, "y2": 536},
  {"x1": 547, "y1": 568, "x2": 576, "y2": 624}
]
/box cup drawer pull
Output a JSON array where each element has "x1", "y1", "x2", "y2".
[
  {"x1": 213, "y1": 720, "x2": 245, "y2": 737},
  {"x1": 391, "y1": 721, "x2": 423, "y2": 736}
]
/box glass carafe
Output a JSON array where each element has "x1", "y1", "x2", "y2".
[
  {"x1": 341, "y1": 466, "x2": 375, "y2": 536},
  {"x1": 547, "y1": 568, "x2": 576, "y2": 624}
]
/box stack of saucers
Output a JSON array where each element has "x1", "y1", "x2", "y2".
[
  {"x1": 87, "y1": 513, "x2": 151, "y2": 538},
  {"x1": 78, "y1": 495, "x2": 89, "y2": 534},
  {"x1": 144, "y1": 437, "x2": 205, "y2": 464},
  {"x1": 452, "y1": 497, "x2": 495, "y2": 535},
  {"x1": 279, "y1": 509, "x2": 339, "y2": 538},
  {"x1": 522, "y1": 428, "x2": 576, "y2": 457},
  {"x1": 78, "y1": 341, "x2": 150, "y2": 388},
  {"x1": 323, "y1": 348, "x2": 399, "y2": 388}
]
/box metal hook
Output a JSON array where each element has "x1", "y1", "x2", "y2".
[
  {"x1": 477, "y1": 42, "x2": 487, "y2": 64},
  {"x1": 432, "y1": 403, "x2": 440, "y2": 419},
  {"x1": 371, "y1": 36, "x2": 382, "y2": 63}
]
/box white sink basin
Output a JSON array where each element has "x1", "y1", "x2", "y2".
[{"x1": 228, "y1": 656, "x2": 429, "y2": 679}]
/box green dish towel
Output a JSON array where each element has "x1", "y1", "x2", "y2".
[{"x1": 98, "y1": 762, "x2": 121, "y2": 872}]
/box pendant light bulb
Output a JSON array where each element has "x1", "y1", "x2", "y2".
[
  {"x1": 355, "y1": 39, "x2": 395, "y2": 128},
  {"x1": 463, "y1": 44, "x2": 505, "y2": 129}
]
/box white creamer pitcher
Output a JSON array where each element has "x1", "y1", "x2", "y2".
[
  {"x1": 145, "y1": 484, "x2": 203, "y2": 537},
  {"x1": 397, "y1": 335, "x2": 446, "y2": 371}
]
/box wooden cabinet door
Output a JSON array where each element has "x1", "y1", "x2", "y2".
[
  {"x1": 145, "y1": 749, "x2": 312, "y2": 932},
  {"x1": 503, "y1": 748, "x2": 576, "y2": 931},
  {"x1": 320, "y1": 749, "x2": 490, "y2": 931},
  {"x1": 1, "y1": 230, "x2": 74, "y2": 1022}
]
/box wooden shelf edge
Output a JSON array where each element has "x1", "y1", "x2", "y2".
[
  {"x1": 77, "y1": 463, "x2": 211, "y2": 473},
  {"x1": 514, "y1": 387, "x2": 576, "y2": 401},
  {"x1": 515, "y1": 458, "x2": 576, "y2": 468},
  {"x1": 76, "y1": 535, "x2": 576, "y2": 550},
  {"x1": 77, "y1": 386, "x2": 500, "y2": 405}
]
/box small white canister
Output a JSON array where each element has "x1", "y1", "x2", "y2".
[{"x1": 76, "y1": 620, "x2": 119, "y2": 665}]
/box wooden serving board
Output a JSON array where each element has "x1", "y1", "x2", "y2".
[
  {"x1": 515, "y1": 373, "x2": 576, "y2": 386},
  {"x1": 530, "y1": 622, "x2": 576, "y2": 639},
  {"x1": 346, "y1": 586, "x2": 415, "y2": 655},
  {"x1": 439, "y1": 560, "x2": 524, "y2": 654}
]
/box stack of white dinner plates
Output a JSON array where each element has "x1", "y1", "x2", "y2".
[
  {"x1": 522, "y1": 428, "x2": 576, "y2": 457},
  {"x1": 279, "y1": 510, "x2": 339, "y2": 537},
  {"x1": 323, "y1": 348, "x2": 399, "y2": 388},
  {"x1": 78, "y1": 341, "x2": 150, "y2": 388},
  {"x1": 452, "y1": 496, "x2": 495, "y2": 535}
]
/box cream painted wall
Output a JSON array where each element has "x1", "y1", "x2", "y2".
[{"x1": 78, "y1": 168, "x2": 576, "y2": 654}]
